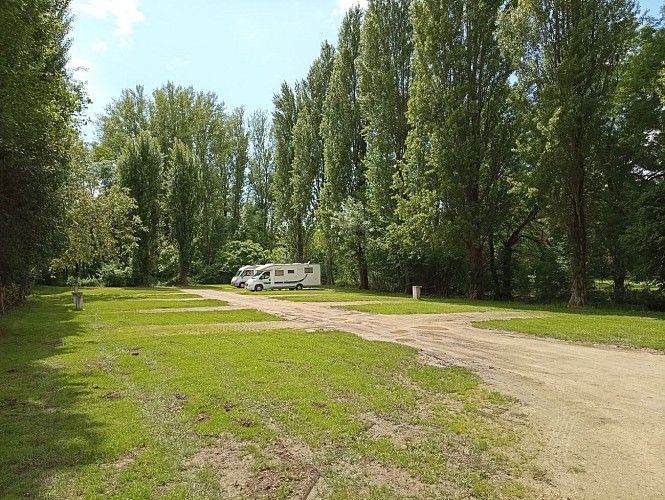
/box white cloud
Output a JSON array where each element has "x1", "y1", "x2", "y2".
[
  {"x1": 166, "y1": 57, "x2": 191, "y2": 72},
  {"x1": 91, "y1": 41, "x2": 108, "y2": 52},
  {"x1": 74, "y1": 0, "x2": 144, "y2": 42}
]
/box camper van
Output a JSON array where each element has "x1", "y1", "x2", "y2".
[
  {"x1": 230, "y1": 265, "x2": 258, "y2": 288},
  {"x1": 245, "y1": 263, "x2": 321, "y2": 292}
]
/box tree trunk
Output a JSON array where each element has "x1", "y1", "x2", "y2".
[
  {"x1": 357, "y1": 243, "x2": 369, "y2": 290},
  {"x1": 488, "y1": 235, "x2": 500, "y2": 297},
  {"x1": 465, "y1": 241, "x2": 484, "y2": 299},
  {"x1": 568, "y1": 193, "x2": 587, "y2": 307},
  {"x1": 499, "y1": 246, "x2": 514, "y2": 301},
  {"x1": 326, "y1": 245, "x2": 334, "y2": 285},
  {"x1": 295, "y1": 222, "x2": 305, "y2": 262},
  {"x1": 613, "y1": 273, "x2": 626, "y2": 304},
  {"x1": 179, "y1": 261, "x2": 190, "y2": 286}
]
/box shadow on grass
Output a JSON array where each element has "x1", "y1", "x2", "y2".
[{"x1": 0, "y1": 290, "x2": 104, "y2": 497}]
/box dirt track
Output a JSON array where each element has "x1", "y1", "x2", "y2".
[{"x1": 188, "y1": 289, "x2": 665, "y2": 500}]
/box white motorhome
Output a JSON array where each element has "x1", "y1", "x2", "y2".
[
  {"x1": 231, "y1": 265, "x2": 259, "y2": 288},
  {"x1": 246, "y1": 263, "x2": 321, "y2": 292}
]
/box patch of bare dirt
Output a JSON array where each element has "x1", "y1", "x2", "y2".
[
  {"x1": 363, "y1": 461, "x2": 431, "y2": 497},
  {"x1": 102, "y1": 446, "x2": 145, "y2": 470},
  {"x1": 189, "y1": 436, "x2": 318, "y2": 499},
  {"x1": 321, "y1": 458, "x2": 448, "y2": 499},
  {"x1": 357, "y1": 412, "x2": 421, "y2": 449}
]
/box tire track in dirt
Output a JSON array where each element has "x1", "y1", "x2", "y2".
[{"x1": 187, "y1": 289, "x2": 665, "y2": 500}]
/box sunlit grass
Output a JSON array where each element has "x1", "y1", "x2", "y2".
[
  {"x1": 340, "y1": 298, "x2": 507, "y2": 314},
  {"x1": 91, "y1": 299, "x2": 228, "y2": 311},
  {"x1": 196, "y1": 284, "x2": 407, "y2": 302},
  {"x1": 0, "y1": 286, "x2": 543, "y2": 498},
  {"x1": 475, "y1": 311, "x2": 665, "y2": 351},
  {"x1": 273, "y1": 289, "x2": 405, "y2": 302}
]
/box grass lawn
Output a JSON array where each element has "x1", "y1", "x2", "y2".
[
  {"x1": 272, "y1": 288, "x2": 406, "y2": 302},
  {"x1": 198, "y1": 284, "x2": 407, "y2": 302},
  {"x1": 92, "y1": 299, "x2": 228, "y2": 310},
  {"x1": 340, "y1": 298, "x2": 511, "y2": 314},
  {"x1": 475, "y1": 310, "x2": 665, "y2": 351},
  {"x1": 0, "y1": 286, "x2": 546, "y2": 499}
]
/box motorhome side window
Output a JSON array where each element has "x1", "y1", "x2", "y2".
[
  {"x1": 287, "y1": 269, "x2": 295, "y2": 274},
  {"x1": 304, "y1": 267, "x2": 313, "y2": 273},
  {"x1": 275, "y1": 270, "x2": 284, "y2": 276},
  {"x1": 260, "y1": 272, "x2": 270, "y2": 279},
  {"x1": 243, "y1": 270, "x2": 253, "y2": 276}
]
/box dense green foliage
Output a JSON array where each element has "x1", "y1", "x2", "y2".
[
  {"x1": 2, "y1": 0, "x2": 663, "y2": 310},
  {"x1": 166, "y1": 139, "x2": 200, "y2": 284},
  {"x1": 0, "y1": 0, "x2": 83, "y2": 312}
]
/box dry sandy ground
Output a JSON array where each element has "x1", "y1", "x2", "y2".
[{"x1": 187, "y1": 289, "x2": 665, "y2": 500}]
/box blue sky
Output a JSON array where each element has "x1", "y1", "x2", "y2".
[
  {"x1": 68, "y1": 0, "x2": 663, "y2": 140},
  {"x1": 68, "y1": 0, "x2": 366, "y2": 138}
]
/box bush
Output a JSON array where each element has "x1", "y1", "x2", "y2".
[
  {"x1": 154, "y1": 240, "x2": 179, "y2": 284},
  {"x1": 66, "y1": 275, "x2": 101, "y2": 287},
  {"x1": 196, "y1": 240, "x2": 267, "y2": 284},
  {"x1": 98, "y1": 264, "x2": 133, "y2": 287}
]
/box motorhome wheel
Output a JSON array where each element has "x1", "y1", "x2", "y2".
[
  {"x1": 255, "y1": 284, "x2": 263, "y2": 292},
  {"x1": 296, "y1": 284, "x2": 303, "y2": 290}
]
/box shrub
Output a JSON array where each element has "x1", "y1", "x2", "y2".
[
  {"x1": 66, "y1": 275, "x2": 101, "y2": 287},
  {"x1": 98, "y1": 264, "x2": 133, "y2": 287},
  {"x1": 196, "y1": 240, "x2": 267, "y2": 284}
]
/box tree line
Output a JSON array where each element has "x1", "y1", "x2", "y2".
[{"x1": 2, "y1": 0, "x2": 664, "y2": 313}]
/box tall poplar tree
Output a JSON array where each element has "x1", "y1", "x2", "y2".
[
  {"x1": 358, "y1": 0, "x2": 413, "y2": 223},
  {"x1": 150, "y1": 82, "x2": 197, "y2": 158},
  {"x1": 227, "y1": 107, "x2": 249, "y2": 238},
  {"x1": 271, "y1": 82, "x2": 299, "y2": 256},
  {"x1": 320, "y1": 6, "x2": 369, "y2": 288},
  {"x1": 193, "y1": 93, "x2": 230, "y2": 265},
  {"x1": 166, "y1": 139, "x2": 200, "y2": 285},
  {"x1": 117, "y1": 131, "x2": 163, "y2": 285},
  {"x1": 503, "y1": 0, "x2": 638, "y2": 305},
  {"x1": 357, "y1": 0, "x2": 413, "y2": 288},
  {"x1": 98, "y1": 85, "x2": 150, "y2": 157},
  {"x1": 406, "y1": 0, "x2": 512, "y2": 299},
  {"x1": 246, "y1": 109, "x2": 274, "y2": 243},
  {"x1": 290, "y1": 42, "x2": 336, "y2": 262}
]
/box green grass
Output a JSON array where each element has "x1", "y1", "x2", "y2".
[
  {"x1": 197, "y1": 284, "x2": 408, "y2": 302},
  {"x1": 324, "y1": 289, "x2": 665, "y2": 351},
  {"x1": 340, "y1": 298, "x2": 507, "y2": 314},
  {"x1": 475, "y1": 310, "x2": 665, "y2": 351},
  {"x1": 273, "y1": 289, "x2": 405, "y2": 302},
  {"x1": 0, "y1": 286, "x2": 545, "y2": 498},
  {"x1": 89, "y1": 299, "x2": 228, "y2": 310}
]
